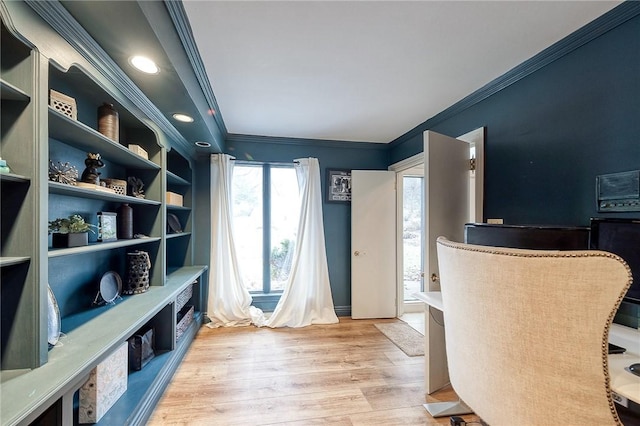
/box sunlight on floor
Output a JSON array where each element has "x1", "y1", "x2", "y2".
[{"x1": 400, "y1": 312, "x2": 425, "y2": 335}]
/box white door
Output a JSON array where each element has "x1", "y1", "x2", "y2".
[
  {"x1": 423, "y1": 130, "x2": 474, "y2": 393},
  {"x1": 425, "y1": 130, "x2": 473, "y2": 291},
  {"x1": 351, "y1": 170, "x2": 396, "y2": 319}
]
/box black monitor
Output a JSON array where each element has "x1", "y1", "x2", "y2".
[
  {"x1": 464, "y1": 223, "x2": 590, "y2": 251},
  {"x1": 590, "y1": 218, "x2": 640, "y2": 305}
]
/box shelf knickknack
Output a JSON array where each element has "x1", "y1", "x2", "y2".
[
  {"x1": 97, "y1": 212, "x2": 118, "y2": 242},
  {"x1": 49, "y1": 214, "x2": 97, "y2": 248}
]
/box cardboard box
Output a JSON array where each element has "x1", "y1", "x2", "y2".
[
  {"x1": 127, "y1": 144, "x2": 148, "y2": 160},
  {"x1": 79, "y1": 342, "x2": 128, "y2": 423},
  {"x1": 166, "y1": 191, "x2": 183, "y2": 207}
]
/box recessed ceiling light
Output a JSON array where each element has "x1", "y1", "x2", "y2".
[
  {"x1": 129, "y1": 55, "x2": 159, "y2": 74},
  {"x1": 172, "y1": 113, "x2": 194, "y2": 123},
  {"x1": 195, "y1": 141, "x2": 211, "y2": 148}
]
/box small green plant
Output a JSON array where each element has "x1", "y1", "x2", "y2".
[{"x1": 48, "y1": 214, "x2": 97, "y2": 234}]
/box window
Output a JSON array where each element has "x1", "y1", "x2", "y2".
[{"x1": 232, "y1": 162, "x2": 300, "y2": 293}]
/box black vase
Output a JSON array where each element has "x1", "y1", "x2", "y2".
[{"x1": 117, "y1": 203, "x2": 133, "y2": 239}]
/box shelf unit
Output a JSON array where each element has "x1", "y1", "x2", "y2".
[
  {"x1": 166, "y1": 148, "x2": 194, "y2": 272},
  {"x1": 0, "y1": 7, "x2": 207, "y2": 425},
  {"x1": 0, "y1": 19, "x2": 45, "y2": 372}
]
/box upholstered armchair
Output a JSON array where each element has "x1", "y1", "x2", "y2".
[{"x1": 436, "y1": 237, "x2": 632, "y2": 425}]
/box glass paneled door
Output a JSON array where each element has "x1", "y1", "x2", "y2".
[{"x1": 402, "y1": 171, "x2": 424, "y2": 302}]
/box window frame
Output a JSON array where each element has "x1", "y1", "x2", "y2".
[{"x1": 234, "y1": 160, "x2": 297, "y2": 295}]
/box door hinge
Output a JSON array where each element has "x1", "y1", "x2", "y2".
[{"x1": 469, "y1": 158, "x2": 476, "y2": 171}]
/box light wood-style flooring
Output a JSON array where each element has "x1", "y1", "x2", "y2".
[{"x1": 148, "y1": 317, "x2": 481, "y2": 425}]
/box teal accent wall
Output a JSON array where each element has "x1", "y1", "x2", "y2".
[{"x1": 390, "y1": 7, "x2": 640, "y2": 227}]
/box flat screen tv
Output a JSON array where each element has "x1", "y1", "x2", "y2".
[
  {"x1": 590, "y1": 218, "x2": 640, "y2": 305},
  {"x1": 464, "y1": 223, "x2": 590, "y2": 251}
]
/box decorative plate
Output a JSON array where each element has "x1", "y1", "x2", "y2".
[
  {"x1": 47, "y1": 285, "x2": 61, "y2": 347},
  {"x1": 167, "y1": 213, "x2": 183, "y2": 234},
  {"x1": 99, "y1": 271, "x2": 122, "y2": 304}
]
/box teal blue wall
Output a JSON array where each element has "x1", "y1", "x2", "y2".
[{"x1": 389, "y1": 6, "x2": 640, "y2": 227}]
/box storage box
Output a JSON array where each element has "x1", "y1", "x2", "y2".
[
  {"x1": 127, "y1": 327, "x2": 155, "y2": 371},
  {"x1": 49, "y1": 89, "x2": 77, "y2": 120},
  {"x1": 103, "y1": 178, "x2": 126, "y2": 196},
  {"x1": 176, "y1": 305, "x2": 194, "y2": 342},
  {"x1": 166, "y1": 191, "x2": 183, "y2": 206},
  {"x1": 79, "y1": 341, "x2": 128, "y2": 423},
  {"x1": 127, "y1": 144, "x2": 148, "y2": 160}
]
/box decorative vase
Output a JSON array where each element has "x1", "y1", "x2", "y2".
[
  {"x1": 98, "y1": 103, "x2": 119, "y2": 142},
  {"x1": 124, "y1": 250, "x2": 151, "y2": 294},
  {"x1": 52, "y1": 232, "x2": 88, "y2": 248},
  {"x1": 117, "y1": 203, "x2": 133, "y2": 239}
]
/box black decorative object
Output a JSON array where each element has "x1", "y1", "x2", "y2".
[
  {"x1": 127, "y1": 327, "x2": 155, "y2": 371},
  {"x1": 80, "y1": 153, "x2": 105, "y2": 185},
  {"x1": 52, "y1": 232, "x2": 88, "y2": 248},
  {"x1": 127, "y1": 176, "x2": 145, "y2": 198},
  {"x1": 124, "y1": 250, "x2": 151, "y2": 294},
  {"x1": 117, "y1": 203, "x2": 133, "y2": 239}
]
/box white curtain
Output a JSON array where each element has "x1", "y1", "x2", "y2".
[
  {"x1": 207, "y1": 154, "x2": 264, "y2": 327},
  {"x1": 266, "y1": 158, "x2": 339, "y2": 328}
]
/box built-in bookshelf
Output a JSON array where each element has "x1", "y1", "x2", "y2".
[{"x1": 0, "y1": 6, "x2": 206, "y2": 425}]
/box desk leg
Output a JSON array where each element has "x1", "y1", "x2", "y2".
[
  {"x1": 425, "y1": 306, "x2": 449, "y2": 393},
  {"x1": 423, "y1": 400, "x2": 473, "y2": 417}
]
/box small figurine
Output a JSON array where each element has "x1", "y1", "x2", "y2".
[
  {"x1": 128, "y1": 176, "x2": 145, "y2": 198},
  {"x1": 80, "y1": 153, "x2": 104, "y2": 185}
]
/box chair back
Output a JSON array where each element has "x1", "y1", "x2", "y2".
[{"x1": 436, "y1": 237, "x2": 631, "y2": 425}]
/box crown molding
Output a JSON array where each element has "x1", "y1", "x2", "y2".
[
  {"x1": 25, "y1": 0, "x2": 192, "y2": 153},
  {"x1": 226, "y1": 133, "x2": 389, "y2": 151},
  {"x1": 165, "y1": 0, "x2": 228, "y2": 139},
  {"x1": 390, "y1": 1, "x2": 640, "y2": 148}
]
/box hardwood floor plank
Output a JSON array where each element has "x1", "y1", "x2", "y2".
[
  {"x1": 348, "y1": 405, "x2": 453, "y2": 426},
  {"x1": 149, "y1": 317, "x2": 481, "y2": 425}
]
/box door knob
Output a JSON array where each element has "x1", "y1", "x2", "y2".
[
  {"x1": 430, "y1": 273, "x2": 439, "y2": 282},
  {"x1": 354, "y1": 250, "x2": 360, "y2": 256}
]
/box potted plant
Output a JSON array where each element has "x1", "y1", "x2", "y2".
[{"x1": 48, "y1": 214, "x2": 97, "y2": 248}]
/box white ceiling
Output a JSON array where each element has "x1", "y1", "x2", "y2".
[{"x1": 183, "y1": 1, "x2": 620, "y2": 143}]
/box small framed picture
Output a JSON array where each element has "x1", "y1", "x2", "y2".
[
  {"x1": 326, "y1": 169, "x2": 352, "y2": 203},
  {"x1": 97, "y1": 212, "x2": 117, "y2": 242}
]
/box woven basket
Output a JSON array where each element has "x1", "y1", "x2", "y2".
[
  {"x1": 176, "y1": 305, "x2": 194, "y2": 342},
  {"x1": 176, "y1": 283, "x2": 193, "y2": 312}
]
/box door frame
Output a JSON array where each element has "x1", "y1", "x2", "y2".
[
  {"x1": 390, "y1": 153, "x2": 425, "y2": 316},
  {"x1": 389, "y1": 127, "x2": 485, "y2": 316}
]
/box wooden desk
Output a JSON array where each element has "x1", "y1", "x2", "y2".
[{"x1": 414, "y1": 291, "x2": 640, "y2": 414}]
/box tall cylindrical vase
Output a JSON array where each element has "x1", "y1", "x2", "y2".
[
  {"x1": 98, "y1": 103, "x2": 119, "y2": 142},
  {"x1": 117, "y1": 203, "x2": 133, "y2": 239}
]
